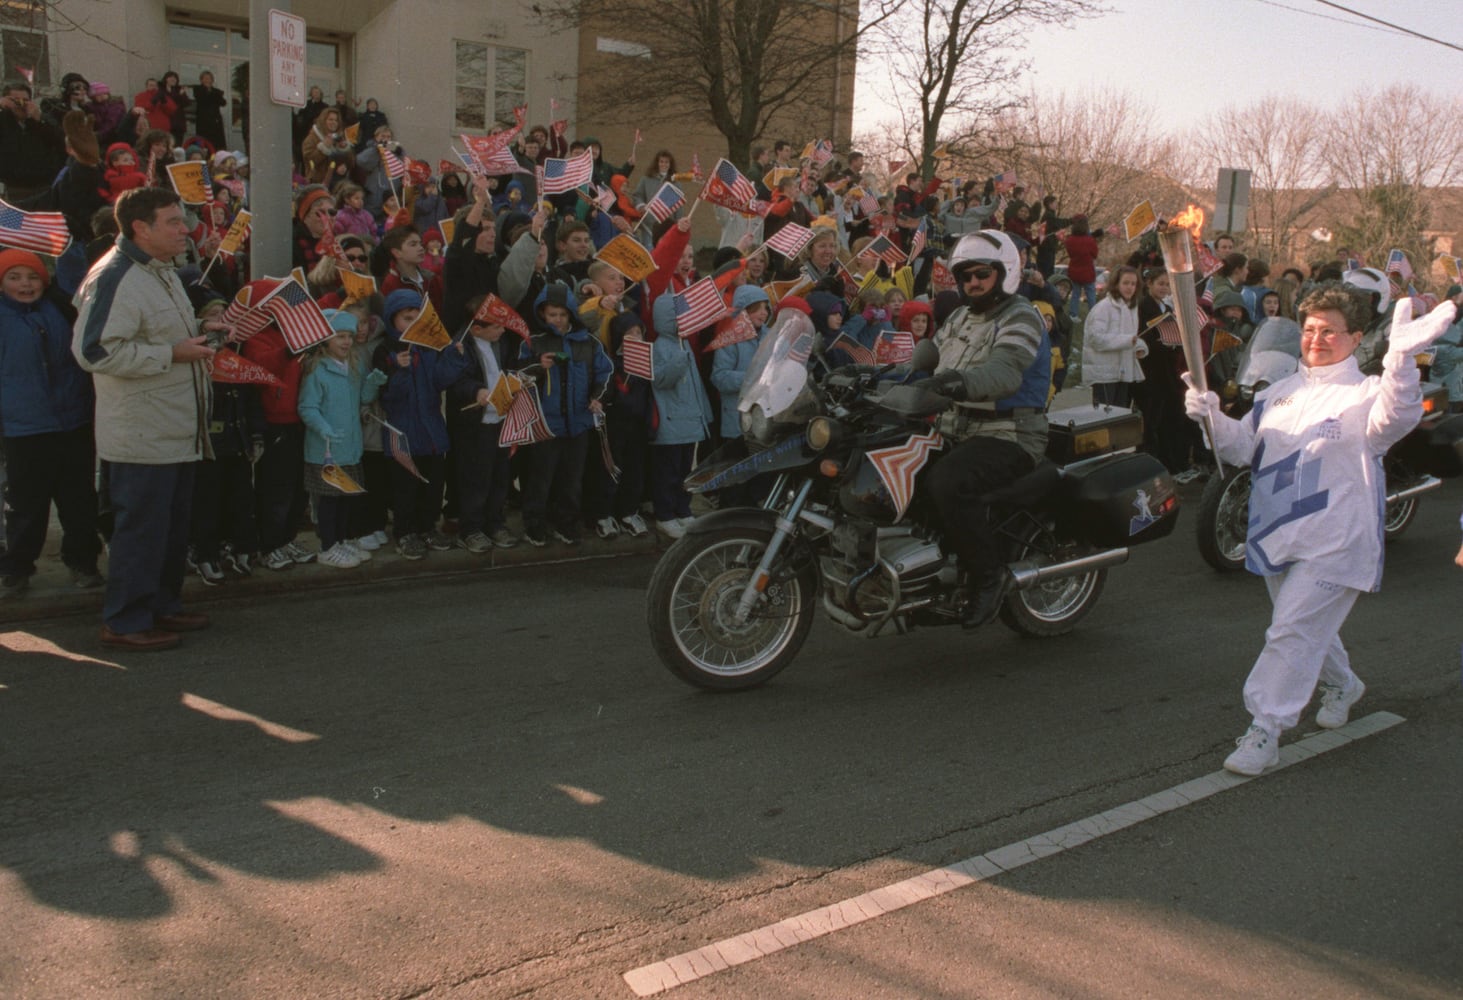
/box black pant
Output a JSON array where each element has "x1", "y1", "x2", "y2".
[
  {"x1": 651, "y1": 443, "x2": 696, "y2": 521},
  {"x1": 388, "y1": 453, "x2": 446, "y2": 538},
  {"x1": 522, "y1": 433, "x2": 589, "y2": 534},
  {"x1": 1091, "y1": 382, "x2": 1134, "y2": 408},
  {"x1": 923, "y1": 435, "x2": 1034, "y2": 580},
  {"x1": 0, "y1": 427, "x2": 101, "y2": 578},
  {"x1": 255, "y1": 423, "x2": 306, "y2": 552},
  {"x1": 349, "y1": 451, "x2": 391, "y2": 538},
  {"x1": 104, "y1": 461, "x2": 195, "y2": 633},
  {"x1": 455, "y1": 421, "x2": 513, "y2": 535},
  {"x1": 190, "y1": 454, "x2": 258, "y2": 559},
  {"x1": 313, "y1": 493, "x2": 355, "y2": 548},
  {"x1": 607, "y1": 412, "x2": 649, "y2": 520}
]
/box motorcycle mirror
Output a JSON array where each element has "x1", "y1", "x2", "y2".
[{"x1": 911, "y1": 339, "x2": 940, "y2": 374}]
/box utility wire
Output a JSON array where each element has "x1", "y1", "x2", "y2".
[
  {"x1": 1309, "y1": 0, "x2": 1463, "y2": 53},
  {"x1": 1247, "y1": 0, "x2": 1409, "y2": 38}
]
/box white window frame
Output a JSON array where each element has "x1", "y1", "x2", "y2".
[{"x1": 453, "y1": 39, "x2": 528, "y2": 133}]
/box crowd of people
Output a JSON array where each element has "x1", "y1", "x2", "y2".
[{"x1": 2, "y1": 68, "x2": 1462, "y2": 656}]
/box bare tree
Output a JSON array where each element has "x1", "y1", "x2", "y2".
[
  {"x1": 870, "y1": 0, "x2": 1104, "y2": 181},
  {"x1": 1188, "y1": 96, "x2": 1329, "y2": 265},
  {"x1": 537, "y1": 0, "x2": 903, "y2": 165}
]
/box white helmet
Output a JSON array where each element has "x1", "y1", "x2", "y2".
[
  {"x1": 949, "y1": 230, "x2": 1022, "y2": 295},
  {"x1": 1342, "y1": 266, "x2": 1391, "y2": 315}
]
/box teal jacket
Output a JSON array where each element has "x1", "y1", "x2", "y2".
[{"x1": 298, "y1": 357, "x2": 385, "y2": 465}]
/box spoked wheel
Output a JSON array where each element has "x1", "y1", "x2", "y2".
[
  {"x1": 647, "y1": 527, "x2": 818, "y2": 690},
  {"x1": 999, "y1": 523, "x2": 1107, "y2": 638},
  {"x1": 1197, "y1": 466, "x2": 1251, "y2": 572},
  {"x1": 1383, "y1": 494, "x2": 1419, "y2": 540}
]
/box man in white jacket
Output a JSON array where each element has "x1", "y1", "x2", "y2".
[{"x1": 1185, "y1": 283, "x2": 1458, "y2": 775}]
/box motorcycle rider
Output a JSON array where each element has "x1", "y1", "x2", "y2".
[
  {"x1": 922, "y1": 230, "x2": 1049, "y2": 625},
  {"x1": 1342, "y1": 266, "x2": 1392, "y2": 375}
]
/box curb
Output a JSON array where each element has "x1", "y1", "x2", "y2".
[{"x1": 0, "y1": 531, "x2": 664, "y2": 626}]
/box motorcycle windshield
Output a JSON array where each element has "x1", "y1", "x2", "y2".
[
  {"x1": 738, "y1": 309, "x2": 819, "y2": 425},
  {"x1": 1239, "y1": 317, "x2": 1300, "y2": 387}
]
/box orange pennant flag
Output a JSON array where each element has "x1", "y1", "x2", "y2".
[
  {"x1": 320, "y1": 464, "x2": 366, "y2": 494},
  {"x1": 400, "y1": 295, "x2": 452, "y2": 351}
]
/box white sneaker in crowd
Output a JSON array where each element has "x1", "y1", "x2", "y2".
[
  {"x1": 344, "y1": 539, "x2": 372, "y2": 561},
  {"x1": 595, "y1": 517, "x2": 620, "y2": 539},
  {"x1": 285, "y1": 540, "x2": 316, "y2": 564},
  {"x1": 619, "y1": 513, "x2": 649, "y2": 537},
  {"x1": 370, "y1": 529, "x2": 390, "y2": 547},
  {"x1": 657, "y1": 519, "x2": 686, "y2": 539},
  {"x1": 354, "y1": 533, "x2": 382, "y2": 551},
  {"x1": 262, "y1": 547, "x2": 294, "y2": 571},
  {"x1": 318, "y1": 543, "x2": 361, "y2": 569},
  {"x1": 676, "y1": 516, "x2": 697, "y2": 531},
  {"x1": 1315, "y1": 679, "x2": 1365, "y2": 729},
  {"x1": 1223, "y1": 724, "x2": 1279, "y2": 776}
]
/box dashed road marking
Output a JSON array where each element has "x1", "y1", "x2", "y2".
[{"x1": 623, "y1": 711, "x2": 1405, "y2": 996}]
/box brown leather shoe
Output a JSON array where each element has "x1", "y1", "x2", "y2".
[
  {"x1": 155, "y1": 612, "x2": 211, "y2": 632},
  {"x1": 100, "y1": 627, "x2": 181, "y2": 651}
]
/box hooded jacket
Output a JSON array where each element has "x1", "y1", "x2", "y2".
[
  {"x1": 649, "y1": 294, "x2": 713, "y2": 446},
  {"x1": 517, "y1": 284, "x2": 612, "y2": 438},
  {"x1": 0, "y1": 288, "x2": 92, "y2": 437},
  {"x1": 378, "y1": 289, "x2": 469, "y2": 455},
  {"x1": 709, "y1": 284, "x2": 771, "y2": 437},
  {"x1": 72, "y1": 236, "x2": 213, "y2": 462}
]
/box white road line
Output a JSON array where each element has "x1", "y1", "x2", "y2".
[{"x1": 623, "y1": 711, "x2": 1406, "y2": 996}]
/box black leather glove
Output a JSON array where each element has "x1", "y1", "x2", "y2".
[{"x1": 928, "y1": 369, "x2": 967, "y2": 401}]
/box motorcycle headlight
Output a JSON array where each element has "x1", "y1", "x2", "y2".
[{"x1": 805, "y1": 416, "x2": 840, "y2": 451}]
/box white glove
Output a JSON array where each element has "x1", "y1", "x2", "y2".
[
  {"x1": 1181, "y1": 372, "x2": 1221, "y2": 423},
  {"x1": 1386, "y1": 296, "x2": 1458, "y2": 361}
]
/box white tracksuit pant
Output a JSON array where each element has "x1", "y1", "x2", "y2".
[{"x1": 1244, "y1": 563, "x2": 1360, "y2": 735}]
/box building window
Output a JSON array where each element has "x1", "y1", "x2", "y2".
[
  {"x1": 596, "y1": 37, "x2": 651, "y2": 59},
  {"x1": 0, "y1": 1, "x2": 48, "y2": 86},
  {"x1": 454, "y1": 40, "x2": 526, "y2": 132}
]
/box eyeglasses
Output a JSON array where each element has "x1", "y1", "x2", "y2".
[
  {"x1": 344, "y1": 253, "x2": 368, "y2": 262},
  {"x1": 1301, "y1": 326, "x2": 1354, "y2": 340},
  {"x1": 956, "y1": 265, "x2": 997, "y2": 282}
]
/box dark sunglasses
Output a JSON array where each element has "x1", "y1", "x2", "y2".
[
  {"x1": 956, "y1": 265, "x2": 997, "y2": 282},
  {"x1": 344, "y1": 253, "x2": 368, "y2": 262}
]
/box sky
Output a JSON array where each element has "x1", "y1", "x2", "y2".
[{"x1": 853, "y1": 0, "x2": 1461, "y2": 138}]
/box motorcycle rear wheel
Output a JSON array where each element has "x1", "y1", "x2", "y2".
[
  {"x1": 647, "y1": 527, "x2": 818, "y2": 691},
  {"x1": 999, "y1": 524, "x2": 1107, "y2": 637},
  {"x1": 1197, "y1": 466, "x2": 1251, "y2": 572},
  {"x1": 1383, "y1": 494, "x2": 1419, "y2": 539}
]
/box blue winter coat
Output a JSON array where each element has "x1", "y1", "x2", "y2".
[
  {"x1": 517, "y1": 287, "x2": 613, "y2": 438},
  {"x1": 298, "y1": 357, "x2": 384, "y2": 465},
  {"x1": 650, "y1": 294, "x2": 713, "y2": 446},
  {"x1": 380, "y1": 341, "x2": 469, "y2": 455},
  {"x1": 0, "y1": 292, "x2": 93, "y2": 438},
  {"x1": 709, "y1": 284, "x2": 770, "y2": 437}
]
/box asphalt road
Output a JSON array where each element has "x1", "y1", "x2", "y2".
[{"x1": 3, "y1": 479, "x2": 1461, "y2": 999}]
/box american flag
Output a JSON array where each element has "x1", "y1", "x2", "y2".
[
  {"x1": 702, "y1": 158, "x2": 756, "y2": 210},
  {"x1": 0, "y1": 198, "x2": 71, "y2": 256},
  {"x1": 992, "y1": 170, "x2": 1018, "y2": 193},
  {"x1": 541, "y1": 149, "x2": 594, "y2": 195},
  {"x1": 1386, "y1": 248, "x2": 1413, "y2": 281},
  {"x1": 316, "y1": 226, "x2": 351, "y2": 267},
  {"x1": 875, "y1": 330, "x2": 916, "y2": 365},
  {"x1": 622, "y1": 338, "x2": 653, "y2": 380},
  {"x1": 379, "y1": 144, "x2": 406, "y2": 180},
  {"x1": 831, "y1": 333, "x2": 874, "y2": 366},
  {"x1": 787, "y1": 330, "x2": 814, "y2": 367},
  {"x1": 804, "y1": 139, "x2": 833, "y2": 167},
  {"x1": 763, "y1": 222, "x2": 815, "y2": 260},
  {"x1": 258, "y1": 279, "x2": 335, "y2": 354},
  {"x1": 458, "y1": 134, "x2": 522, "y2": 175},
  {"x1": 1152, "y1": 312, "x2": 1182, "y2": 347},
  {"x1": 644, "y1": 181, "x2": 685, "y2": 223},
  {"x1": 747, "y1": 198, "x2": 772, "y2": 217},
  {"x1": 857, "y1": 192, "x2": 880, "y2": 217},
  {"x1": 672, "y1": 277, "x2": 728, "y2": 337},
  {"x1": 690, "y1": 152, "x2": 702, "y2": 182},
  {"x1": 377, "y1": 417, "x2": 429, "y2": 483},
  {"x1": 499, "y1": 383, "x2": 554, "y2": 447},
  {"x1": 221, "y1": 284, "x2": 276, "y2": 342},
  {"x1": 865, "y1": 234, "x2": 906, "y2": 269},
  {"x1": 907, "y1": 217, "x2": 928, "y2": 262}
]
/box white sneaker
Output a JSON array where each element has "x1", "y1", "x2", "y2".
[
  {"x1": 345, "y1": 539, "x2": 373, "y2": 561},
  {"x1": 318, "y1": 542, "x2": 361, "y2": 569},
  {"x1": 676, "y1": 516, "x2": 697, "y2": 531},
  {"x1": 1223, "y1": 724, "x2": 1279, "y2": 776},
  {"x1": 370, "y1": 529, "x2": 390, "y2": 547},
  {"x1": 619, "y1": 513, "x2": 649, "y2": 537},
  {"x1": 285, "y1": 540, "x2": 316, "y2": 564},
  {"x1": 1315, "y1": 679, "x2": 1365, "y2": 729},
  {"x1": 354, "y1": 533, "x2": 382, "y2": 551},
  {"x1": 595, "y1": 517, "x2": 620, "y2": 539},
  {"x1": 657, "y1": 518, "x2": 686, "y2": 539}
]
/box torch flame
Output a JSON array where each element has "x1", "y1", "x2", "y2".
[{"x1": 1169, "y1": 204, "x2": 1206, "y2": 237}]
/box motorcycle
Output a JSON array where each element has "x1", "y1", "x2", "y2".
[
  {"x1": 646, "y1": 311, "x2": 1181, "y2": 691},
  {"x1": 1197, "y1": 317, "x2": 1463, "y2": 571}
]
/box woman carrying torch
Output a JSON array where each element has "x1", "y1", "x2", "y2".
[{"x1": 1183, "y1": 282, "x2": 1459, "y2": 775}]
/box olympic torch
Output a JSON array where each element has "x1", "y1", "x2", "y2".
[{"x1": 1157, "y1": 205, "x2": 1224, "y2": 474}]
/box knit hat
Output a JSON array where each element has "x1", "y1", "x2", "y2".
[
  {"x1": 323, "y1": 308, "x2": 358, "y2": 333},
  {"x1": 383, "y1": 288, "x2": 422, "y2": 327},
  {"x1": 0, "y1": 249, "x2": 49, "y2": 288},
  {"x1": 775, "y1": 294, "x2": 812, "y2": 317},
  {"x1": 90, "y1": 83, "x2": 110, "y2": 97},
  {"x1": 295, "y1": 185, "x2": 333, "y2": 221}
]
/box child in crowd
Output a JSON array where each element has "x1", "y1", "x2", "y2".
[
  {"x1": 648, "y1": 291, "x2": 713, "y2": 538},
  {"x1": 859, "y1": 286, "x2": 890, "y2": 329},
  {"x1": 189, "y1": 292, "x2": 263, "y2": 583},
  {"x1": 100, "y1": 142, "x2": 147, "y2": 202},
  {"x1": 376, "y1": 224, "x2": 445, "y2": 314},
  {"x1": 377, "y1": 289, "x2": 465, "y2": 559},
  {"x1": 517, "y1": 284, "x2": 612, "y2": 546},
  {"x1": 345, "y1": 293, "x2": 391, "y2": 549},
  {"x1": 447, "y1": 297, "x2": 518, "y2": 552},
  {"x1": 709, "y1": 284, "x2": 772, "y2": 507},
  {"x1": 0, "y1": 250, "x2": 101, "y2": 598},
  {"x1": 332, "y1": 183, "x2": 377, "y2": 239},
  {"x1": 298, "y1": 309, "x2": 388, "y2": 568},
  {"x1": 595, "y1": 311, "x2": 654, "y2": 537}
]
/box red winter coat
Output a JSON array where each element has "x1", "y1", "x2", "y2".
[
  {"x1": 241, "y1": 328, "x2": 304, "y2": 425},
  {"x1": 1063, "y1": 234, "x2": 1099, "y2": 284}
]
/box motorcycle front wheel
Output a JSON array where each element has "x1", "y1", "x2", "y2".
[
  {"x1": 1197, "y1": 466, "x2": 1251, "y2": 572},
  {"x1": 647, "y1": 527, "x2": 818, "y2": 691}
]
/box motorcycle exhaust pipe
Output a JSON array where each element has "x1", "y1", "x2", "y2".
[
  {"x1": 1009, "y1": 548, "x2": 1129, "y2": 591},
  {"x1": 1387, "y1": 475, "x2": 1442, "y2": 503}
]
